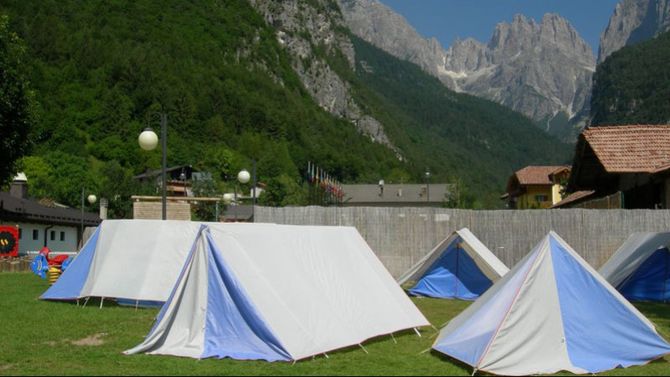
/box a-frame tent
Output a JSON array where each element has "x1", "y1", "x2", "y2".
[
  {"x1": 397, "y1": 228, "x2": 509, "y2": 300},
  {"x1": 599, "y1": 232, "x2": 670, "y2": 302},
  {"x1": 432, "y1": 231, "x2": 670, "y2": 376},
  {"x1": 125, "y1": 225, "x2": 430, "y2": 360},
  {"x1": 41, "y1": 220, "x2": 204, "y2": 303}
]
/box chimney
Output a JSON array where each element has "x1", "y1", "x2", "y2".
[{"x1": 9, "y1": 173, "x2": 28, "y2": 199}]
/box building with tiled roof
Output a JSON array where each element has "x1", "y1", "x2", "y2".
[
  {"x1": 563, "y1": 125, "x2": 670, "y2": 209},
  {"x1": 0, "y1": 175, "x2": 101, "y2": 255},
  {"x1": 502, "y1": 166, "x2": 571, "y2": 209}
]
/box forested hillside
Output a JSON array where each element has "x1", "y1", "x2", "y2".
[
  {"x1": 344, "y1": 36, "x2": 572, "y2": 207},
  {"x1": 0, "y1": 0, "x2": 571, "y2": 212},
  {"x1": 591, "y1": 31, "x2": 670, "y2": 125},
  {"x1": 0, "y1": 0, "x2": 406, "y2": 214}
]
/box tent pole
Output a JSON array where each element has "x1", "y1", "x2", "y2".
[
  {"x1": 413, "y1": 328, "x2": 422, "y2": 337},
  {"x1": 99, "y1": 297, "x2": 104, "y2": 309},
  {"x1": 390, "y1": 333, "x2": 397, "y2": 344},
  {"x1": 135, "y1": 300, "x2": 139, "y2": 311},
  {"x1": 358, "y1": 344, "x2": 369, "y2": 354},
  {"x1": 471, "y1": 367, "x2": 478, "y2": 376},
  {"x1": 82, "y1": 297, "x2": 90, "y2": 308},
  {"x1": 323, "y1": 353, "x2": 329, "y2": 359}
]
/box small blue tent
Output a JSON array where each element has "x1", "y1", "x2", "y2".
[
  {"x1": 600, "y1": 232, "x2": 670, "y2": 302},
  {"x1": 433, "y1": 231, "x2": 670, "y2": 376},
  {"x1": 397, "y1": 228, "x2": 509, "y2": 300}
]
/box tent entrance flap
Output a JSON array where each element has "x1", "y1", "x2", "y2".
[
  {"x1": 409, "y1": 243, "x2": 493, "y2": 300},
  {"x1": 619, "y1": 248, "x2": 670, "y2": 302}
]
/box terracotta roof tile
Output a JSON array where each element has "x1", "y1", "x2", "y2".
[
  {"x1": 515, "y1": 166, "x2": 570, "y2": 186},
  {"x1": 551, "y1": 190, "x2": 596, "y2": 208},
  {"x1": 583, "y1": 125, "x2": 670, "y2": 173}
]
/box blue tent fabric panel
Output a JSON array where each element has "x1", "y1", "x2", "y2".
[
  {"x1": 409, "y1": 238, "x2": 492, "y2": 300},
  {"x1": 619, "y1": 248, "x2": 670, "y2": 302},
  {"x1": 41, "y1": 226, "x2": 101, "y2": 300},
  {"x1": 550, "y1": 238, "x2": 670, "y2": 373},
  {"x1": 202, "y1": 232, "x2": 291, "y2": 361}
]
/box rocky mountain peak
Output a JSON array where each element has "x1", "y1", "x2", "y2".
[
  {"x1": 599, "y1": 0, "x2": 670, "y2": 63},
  {"x1": 337, "y1": 0, "x2": 595, "y2": 140}
]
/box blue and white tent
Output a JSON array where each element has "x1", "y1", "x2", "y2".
[
  {"x1": 599, "y1": 232, "x2": 670, "y2": 302},
  {"x1": 397, "y1": 228, "x2": 508, "y2": 300},
  {"x1": 433, "y1": 231, "x2": 670, "y2": 376},
  {"x1": 125, "y1": 225, "x2": 429, "y2": 361},
  {"x1": 41, "y1": 220, "x2": 203, "y2": 303}
]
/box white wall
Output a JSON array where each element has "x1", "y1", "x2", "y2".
[{"x1": 0, "y1": 222, "x2": 79, "y2": 255}]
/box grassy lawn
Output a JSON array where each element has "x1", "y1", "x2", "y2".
[{"x1": 1, "y1": 273, "x2": 669, "y2": 376}]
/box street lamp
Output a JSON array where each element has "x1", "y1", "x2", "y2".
[
  {"x1": 138, "y1": 112, "x2": 168, "y2": 220},
  {"x1": 425, "y1": 168, "x2": 431, "y2": 202},
  {"x1": 81, "y1": 189, "x2": 97, "y2": 245},
  {"x1": 234, "y1": 169, "x2": 250, "y2": 222}
]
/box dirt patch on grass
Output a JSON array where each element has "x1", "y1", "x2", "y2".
[
  {"x1": 0, "y1": 364, "x2": 14, "y2": 371},
  {"x1": 70, "y1": 333, "x2": 107, "y2": 346}
]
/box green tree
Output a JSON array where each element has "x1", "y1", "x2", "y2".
[
  {"x1": 0, "y1": 15, "x2": 34, "y2": 187},
  {"x1": 258, "y1": 174, "x2": 308, "y2": 207}
]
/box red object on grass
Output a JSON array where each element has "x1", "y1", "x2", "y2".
[{"x1": 38, "y1": 246, "x2": 68, "y2": 266}]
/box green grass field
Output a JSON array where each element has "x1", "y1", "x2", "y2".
[{"x1": 1, "y1": 273, "x2": 669, "y2": 376}]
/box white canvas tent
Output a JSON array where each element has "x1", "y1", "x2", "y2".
[
  {"x1": 42, "y1": 220, "x2": 204, "y2": 302},
  {"x1": 397, "y1": 228, "x2": 508, "y2": 300},
  {"x1": 433, "y1": 231, "x2": 670, "y2": 375},
  {"x1": 124, "y1": 224, "x2": 430, "y2": 360},
  {"x1": 599, "y1": 232, "x2": 670, "y2": 302}
]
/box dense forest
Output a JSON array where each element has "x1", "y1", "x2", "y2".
[
  {"x1": 591, "y1": 30, "x2": 670, "y2": 125},
  {"x1": 0, "y1": 0, "x2": 571, "y2": 214}
]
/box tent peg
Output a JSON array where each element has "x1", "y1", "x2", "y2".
[{"x1": 413, "y1": 328, "x2": 422, "y2": 337}]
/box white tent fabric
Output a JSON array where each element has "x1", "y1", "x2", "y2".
[
  {"x1": 125, "y1": 225, "x2": 430, "y2": 361},
  {"x1": 43, "y1": 220, "x2": 205, "y2": 302},
  {"x1": 599, "y1": 232, "x2": 670, "y2": 288},
  {"x1": 433, "y1": 231, "x2": 670, "y2": 376},
  {"x1": 398, "y1": 228, "x2": 508, "y2": 285}
]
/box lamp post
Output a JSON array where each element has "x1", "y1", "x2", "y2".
[
  {"x1": 237, "y1": 168, "x2": 250, "y2": 222},
  {"x1": 138, "y1": 112, "x2": 168, "y2": 220},
  {"x1": 425, "y1": 168, "x2": 431, "y2": 203},
  {"x1": 81, "y1": 189, "x2": 97, "y2": 245}
]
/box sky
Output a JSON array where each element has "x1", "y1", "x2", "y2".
[{"x1": 377, "y1": 0, "x2": 621, "y2": 54}]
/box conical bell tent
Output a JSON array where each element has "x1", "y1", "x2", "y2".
[{"x1": 433, "y1": 231, "x2": 670, "y2": 376}]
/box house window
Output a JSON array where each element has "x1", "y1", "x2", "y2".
[
  {"x1": 32, "y1": 229, "x2": 39, "y2": 240},
  {"x1": 60, "y1": 232, "x2": 65, "y2": 241},
  {"x1": 535, "y1": 195, "x2": 548, "y2": 203},
  {"x1": 50, "y1": 231, "x2": 56, "y2": 241}
]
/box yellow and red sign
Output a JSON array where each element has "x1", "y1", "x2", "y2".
[{"x1": 0, "y1": 226, "x2": 19, "y2": 257}]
